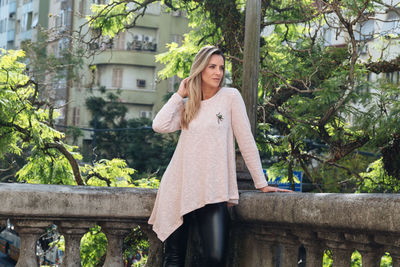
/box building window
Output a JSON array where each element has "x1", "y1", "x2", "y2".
[
  {"x1": 96, "y1": 67, "x2": 101, "y2": 86},
  {"x1": 136, "y1": 79, "x2": 146, "y2": 88},
  {"x1": 355, "y1": 20, "x2": 374, "y2": 41},
  {"x1": 386, "y1": 71, "x2": 400, "y2": 84},
  {"x1": 112, "y1": 68, "x2": 123, "y2": 88},
  {"x1": 140, "y1": 111, "x2": 152, "y2": 119},
  {"x1": 127, "y1": 34, "x2": 157, "y2": 52},
  {"x1": 72, "y1": 107, "x2": 80, "y2": 126},
  {"x1": 26, "y1": 12, "x2": 32, "y2": 30},
  {"x1": 114, "y1": 31, "x2": 125, "y2": 50},
  {"x1": 60, "y1": 10, "x2": 65, "y2": 27}
]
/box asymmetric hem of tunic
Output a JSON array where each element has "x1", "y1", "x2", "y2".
[{"x1": 148, "y1": 87, "x2": 268, "y2": 242}]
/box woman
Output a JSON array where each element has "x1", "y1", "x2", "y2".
[{"x1": 148, "y1": 46, "x2": 290, "y2": 267}]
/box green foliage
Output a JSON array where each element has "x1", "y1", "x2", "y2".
[
  {"x1": 381, "y1": 253, "x2": 393, "y2": 267},
  {"x1": 65, "y1": 126, "x2": 84, "y2": 145},
  {"x1": 323, "y1": 249, "x2": 333, "y2": 267},
  {"x1": 351, "y1": 250, "x2": 362, "y2": 266},
  {"x1": 357, "y1": 158, "x2": 400, "y2": 193},
  {"x1": 16, "y1": 145, "x2": 80, "y2": 185},
  {"x1": 156, "y1": 39, "x2": 200, "y2": 79},
  {"x1": 82, "y1": 158, "x2": 135, "y2": 186},
  {"x1": 132, "y1": 177, "x2": 160, "y2": 188},
  {"x1": 0, "y1": 49, "x2": 34, "y2": 157},
  {"x1": 89, "y1": 0, "x2": 134, "y2": 38},
  {"x1": 0, "y1": 49, "x2": 80, "y2": 184},
  {"x1": 80, "y1": 225, "x2": 108, "y2": 267}
]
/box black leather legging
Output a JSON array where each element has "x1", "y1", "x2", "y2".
[{"x1": 162, "y1": 202, "x2": 229, "y2": 267}]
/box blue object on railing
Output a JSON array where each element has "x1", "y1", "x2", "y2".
[{"x1": 263, "y1": 169, "x2": 302, "y2": 192}]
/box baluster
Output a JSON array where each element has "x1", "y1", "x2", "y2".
[
  {"x1": 387, "y1": 250, "x2": 400, "y2": 267},
  {"x1": 294, "y1": 230, "x2": 323, "y2": 267},
  {"x1": 59, "y1": 221, "x2": 95, "y2": 267},
  {"x1": 359, "y1": 250, "x2": 382, "y2": 267},
  {"x1": 318, "y1": 232, "x2": 352, "y2": 267},
  {"x1": 303, "y1": 244, "x2": 323, "y2": 267},
  {"x1": 253, "y1": 233, "x2": 277, "y2": 267},
  {"x1": 331, "y1": 248, "x2": 352, "y2": 267},
  {"x1": 139, "y1": 224, "x2": 163, "y2": 267},
  {"x1": 225, "y1": 223, "x2": 246, "y2": 267},
  {"x1": 276, "y1": 230, "x2": 299, "y2": 267},
  {"x1": 228, "y1": 224, "x2": 278, "y2": 267},
  {"x1": 393, "y1": 255, "x2": 400, "y2": 267},
  {"x1": 12, "y1": 219, "x2": 51, "y2": 267},
  {"x1": 100, "y1": 222, "x2": 136, "y2": 267},
  {"x1": 280, "y1": 241, "x2": 300, "y2": 267}
]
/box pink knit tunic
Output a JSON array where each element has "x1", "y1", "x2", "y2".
[{"x1": 148, "y1": 87, "x2": 268, "y2": 241}]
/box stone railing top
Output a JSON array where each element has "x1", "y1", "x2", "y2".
[
  {"x1": 236, "y1": 191, "x2": 400, "y2": 233},
  {"x1": 0, "y1": 183, "x2": 156, "y2": 221},
  {"x1": 1, "y1": 183, "x2": 400, "y2": 233}
]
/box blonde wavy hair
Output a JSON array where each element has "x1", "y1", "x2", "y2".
[{"x1": 181, "y1": 46, "x2": 225, "y2": 129}]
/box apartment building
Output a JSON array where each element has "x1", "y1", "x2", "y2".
[
  {"x1": 46, "y1": 0, "x2": 73, "y2": 125},
  {"x1": 67, "y1": 1, "x2": 189, "y2": 147},
  {"x1": 0, "y1": 0, "x2": 17, "y2": 49},
  {"x1": 0, "y1": 0, "x2": 49, "y2": 49}
]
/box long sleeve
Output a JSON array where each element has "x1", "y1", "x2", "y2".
[
  {"x1": 152, "y1": 93, "x2": 184, "y2": 133},
  {"x1": 231, "y1": 89, "x2": 268, "y2": 189}
]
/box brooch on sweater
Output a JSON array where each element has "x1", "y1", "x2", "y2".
[{"x1": 216, "y1": 112, "x2": 224, "y2": 124}]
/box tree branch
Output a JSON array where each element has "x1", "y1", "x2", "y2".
[
  {"x1": 85, "y1": 172, "x2": 111, "y2": 187},
  {"x1": 45, "y1": 142, "x2": 84, "y2": 185}
]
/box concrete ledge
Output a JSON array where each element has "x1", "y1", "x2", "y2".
[
  {"x1": 0, "y1": 183, "x2": 157, "y2": 221},
  {"x1": 236, "y1": 191, "x2": 400, "y2": 233},
  {"x1": 1, "y1": 183, "x2": 399, "y2": 233}
]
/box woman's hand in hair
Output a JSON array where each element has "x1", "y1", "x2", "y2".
[
  {"x1": 259, "y1": 186, "x2": 293, "y2": 193},
  {"x1": 177, "y1": 78, "x2": 189, "y2": 98}
]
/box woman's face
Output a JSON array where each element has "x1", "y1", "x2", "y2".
[{"x1": 201, "y1": 54, "x2": 224, "y2": 90}]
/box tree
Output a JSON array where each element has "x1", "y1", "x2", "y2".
[
  {"x1": 0, "y1": 48, "x2": 141, "y2": 185},
  {"x1": 84, "y1": 90, "x2": 179, "y2": 178},
  {"x1": 85, "y1": 0, "x2": 400, "y2": 192}
]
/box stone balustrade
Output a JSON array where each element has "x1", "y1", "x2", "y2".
[
  {"x1": 0, "y1": 183, "x2": 400, "y2": 266},
  {"x1": 0, "y1": 183, "x2": 162, "y2": 267},
  {"x1": 230, "y1": 192, "x2": 400, "y2": 267}
]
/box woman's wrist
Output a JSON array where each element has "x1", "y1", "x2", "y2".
[{"x1": 177, "y1": 90, "x2": 186, "y2": 98}]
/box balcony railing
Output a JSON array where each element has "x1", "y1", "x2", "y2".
[{"x1": 0, "y1": 183, "x2": 399, "y2": 266}]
